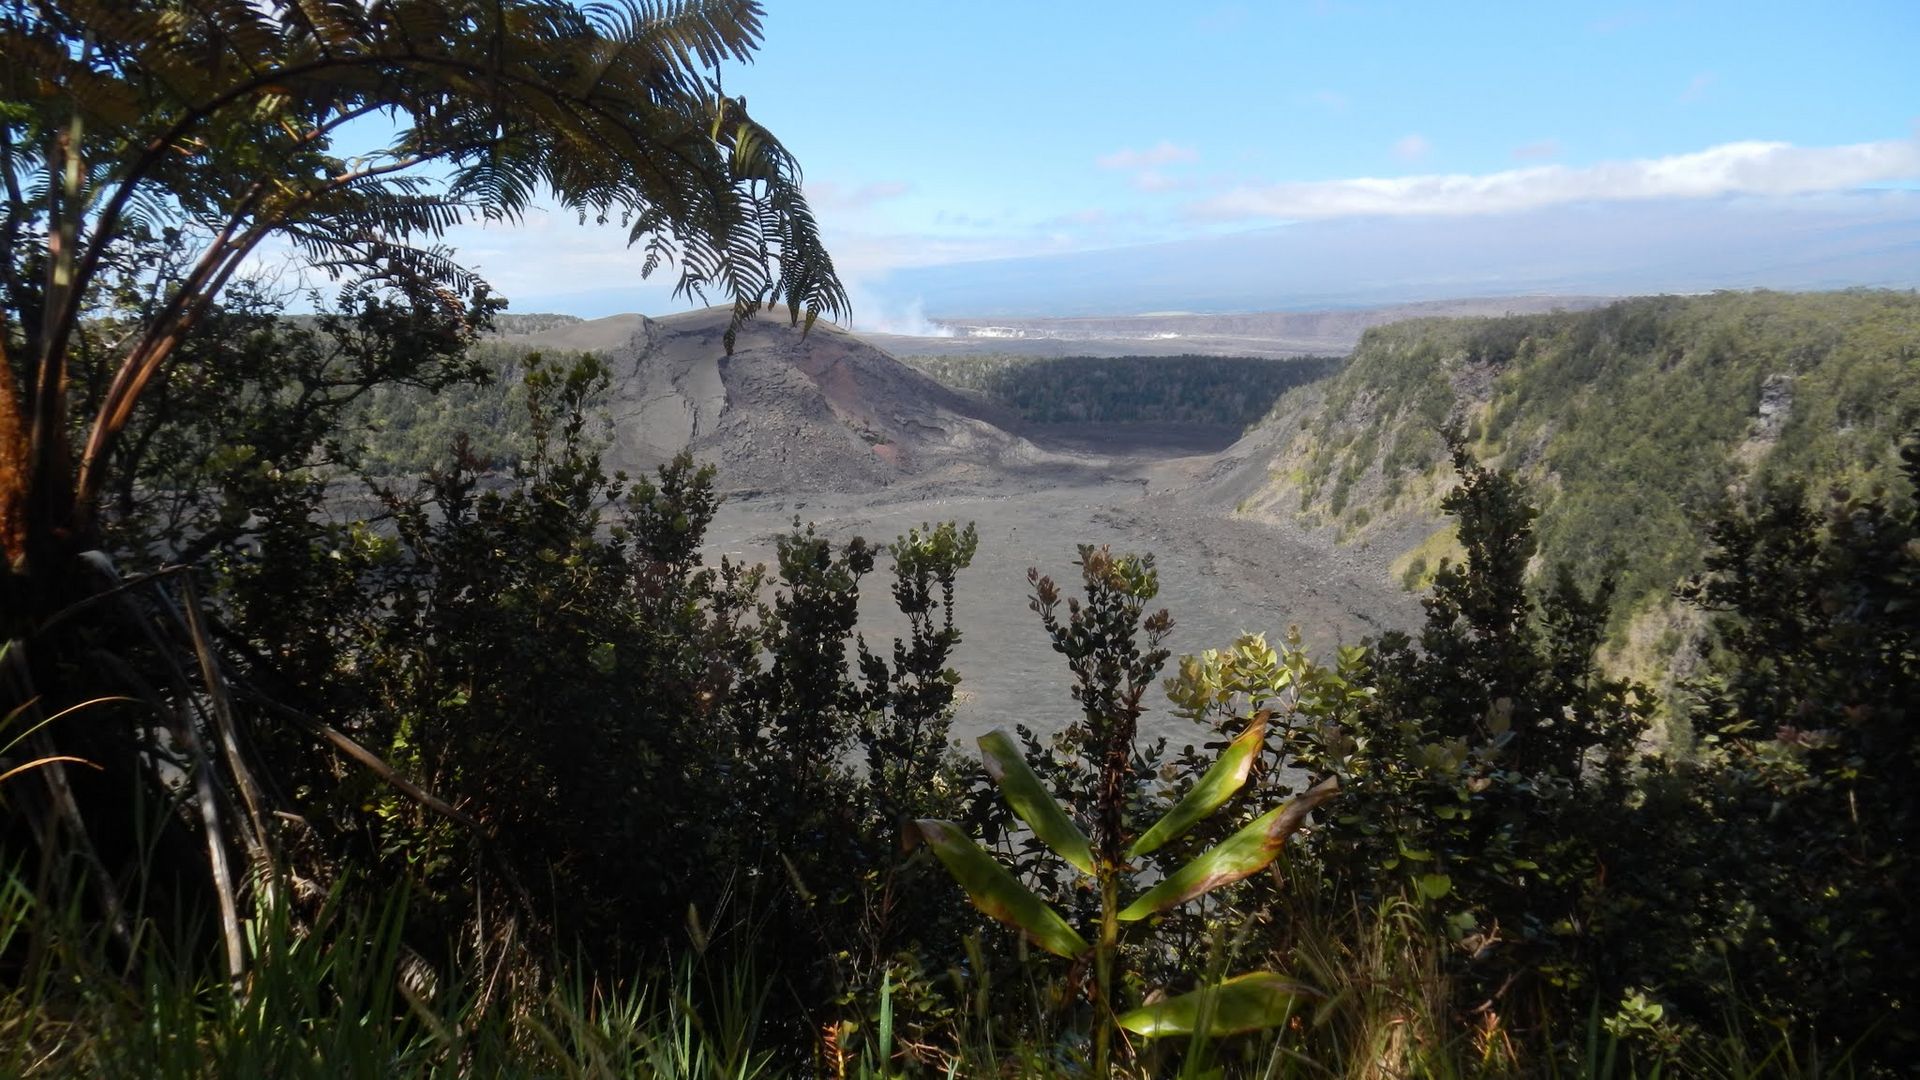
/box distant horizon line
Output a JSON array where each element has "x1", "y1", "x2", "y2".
[{"x1": 493, "y1": 284, "x2": 1920, "y2": 328}]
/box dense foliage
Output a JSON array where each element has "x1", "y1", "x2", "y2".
[
  {"x1": 906, "y1": 352, "x2": 1338, "y2": 428},
  {"x1": 349, "y1": 342, "x2": 575, "y2": 476},
  {"x1": 12, "y1": 294, "x2": 1001, "y2": 1047},
  {"x1": 487, "y1": 313, "x2": 586, "y2": 336},
  {"x1": 6, "y1": 277, "x2": 1916, "y2": 1074},
  {"x1": 4, "y1": 8, "x2": 1915, "y2": 1068},
  {"x1": 1655, "y1": 450, "x2": 1919, "y2": 1061},
  {"x1": 1151, "y1": 433, "x2": 1917, "y2": 1073}
]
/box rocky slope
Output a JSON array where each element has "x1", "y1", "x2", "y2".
[{"x1": 501, "y1": 306, "x2": 1051, "y2": 493}]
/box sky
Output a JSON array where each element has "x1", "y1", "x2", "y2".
[{"x1": 445, "y1": 0, "x2": 1920, "y2": 326}]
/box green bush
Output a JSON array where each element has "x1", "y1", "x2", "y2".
[{"x1": 1169, "y1": 433, "x2": 1916, "y2": 1074}]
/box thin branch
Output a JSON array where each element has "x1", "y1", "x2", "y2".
[
  {"x1": 246, "y1": 694, "x2": 480, "y2": 830},
  {"x1": 178, "y1": 573, "x2": 273, "y2": 859},
  {"x1": 33, "y1": 560, "x2": 190, "y2": 635}
]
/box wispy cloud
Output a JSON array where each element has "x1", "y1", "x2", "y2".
[
  {"x1": 805, "y1": 179, "x2": 912, "y2": 210},
  {"x1": 1393, "y1": 134, "x2": 1432, "y2": 162},
  {"x1": 1193, "y1": 137, "x2": 1920, "y2": 220},
  {"x1": 1308, "y1": 89, "x2": 1350, "y2": 113},
  {"x1": 1586, "y1": 9, "x2": 1650, "y2": 35},
  {"x1": 1097, "y1": 141, "x2": 1199, "y2": 170},
  {"x1": 1133, "y1": 170, "x2": 1192, "y2": 193},
  {"x1": 1195, "y1": 4, "x2": 1248, "y2": 33},
  {"x1": 932, "y1": 208, "x2": 997, "y2": 229},
  {"x1": 880, "y1": 190, "x2": 1920, "y2": 317},
  {"x1": 1512, "y1": 139, "x2": 1561, "y2": 162},
  {"x1": 1039, "y1": 207, "x2": 1113, "y2": 228}
]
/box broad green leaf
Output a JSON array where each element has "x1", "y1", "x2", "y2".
[
  {"x1": 1129, "y1": 713, "x2": 1269, "y2": 859},
  {"x1": 977, "y1": 730, "x2": 1095, "y2": 876},
  {"x1": 1117, "y1": 971, "x2": 1319, "y2": 1038},
  {"x1": 912, "y1": 819, "x2": 1090, "y2": 958},
  {"x1": 1119, "y1": 777, "x2": 1339, "y2": 922}
]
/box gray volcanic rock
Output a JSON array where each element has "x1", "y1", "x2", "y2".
[{"x1": 511, "y1": 306, "x2": 1046, "y2": 493}]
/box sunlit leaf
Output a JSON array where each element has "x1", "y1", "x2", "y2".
[
  {"x1": 978, "y1": 729, "x2": 1096, "y2": 876},
  {"x1": 912, "y1": 819, "x2": 1089, "y2": 958},
  {"x1": 1117, "y1": 971, "x2": 1319, "y2": 1038},
  {"x1": 1119, "y1": 777, "x2": 1339, "y2": 921},
  {"x1": 1397, "y1": 838, "x2": 1435, "y2": 862},
  {"x1": 1129, "y1": 713, "x2": 1268, "y2": 858}
]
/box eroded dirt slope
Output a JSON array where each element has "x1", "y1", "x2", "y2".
[{"x1": 508, "y1": 306, "x2": 1058, "y2": 492}]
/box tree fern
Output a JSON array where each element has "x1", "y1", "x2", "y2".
[{"x1": 1, "y1": 0, "x2": 845, "y2": 589}]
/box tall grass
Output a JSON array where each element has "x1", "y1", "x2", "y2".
[
  {"x1": 0, "y1": 864, "x2": 1865, "y2": 1078},
  {"x1": 0, "y1": 868, "x2": 777, "y2": 1078},
  {"x1": 1267, "y1": 885, "x2": 1463, "y2": 1078}
]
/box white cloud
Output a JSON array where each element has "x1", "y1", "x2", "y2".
[
  {"x1": 1193, "y1": 136, "x2": 1920, "y2": 220},
  {"x1": 1097, "y1": 140, "x2": 1198, "y2": 170},
  {"x1": 1393, "y1": 134, "x2": 1431, "y2": 161}
]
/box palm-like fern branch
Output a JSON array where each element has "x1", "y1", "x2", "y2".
[{"x1": 1, "y1": 0, "x2": 845, "y2": 577}]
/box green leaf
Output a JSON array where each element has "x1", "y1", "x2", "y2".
[
  {"x1": 587, "y1": 641, "x2": 617, "y2": 675},
  {"x1": 978, "y1": 730, "x2": 1095, "y2": 876},
  {"x1": 911, "y1": 819, "x2": 1090, "y2": 958},
  {"x1": 1128, "y1": 713, "x2": 1268, "y2": 859},
  {"x1": 1396, "y1": 838, "x2": 1435, "y2": 862},
  {"x1": 1119, "y1": 777, "x2": 1339, "y2": 922},
  {"x1": 1117, "y1": 971, "x2": 1319, "y2": 1038}
]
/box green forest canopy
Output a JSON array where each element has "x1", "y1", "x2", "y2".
[{"x1": 1279, "y1": 289, "x2": 1920, "y2": 631}]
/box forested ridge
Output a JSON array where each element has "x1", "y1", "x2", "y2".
[
  {"x1": 905, "y1": 352, "x2": 1339, "y2": 428},
  {"x1": 1238, "y1": 290, "x2": 1920, "y2": 658},
  {"x1": 351, "y1": 341, "x2": 588, "y2": 476}
]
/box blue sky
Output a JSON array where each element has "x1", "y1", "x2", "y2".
[{"x1": 448, "y1": 1, "x2": 1920, "y2": 323}]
